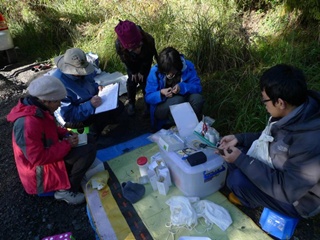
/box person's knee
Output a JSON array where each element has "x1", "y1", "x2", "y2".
[
  {"x1": 189, "y1": 94, "x2": 204, "y2": 108},
  {"x1": 226, "y1": 168, "x2": 246, "y2": 190},
  {"x1": 168, "y1": 95, "x2": 185, "y2": 105}
]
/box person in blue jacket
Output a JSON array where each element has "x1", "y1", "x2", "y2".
[
  {"x1": 145, "y1": 47, "x2": 204, "y2": 130},
  {"x1": 51, "y1": 48, "x2": 124, "y2": 136}
]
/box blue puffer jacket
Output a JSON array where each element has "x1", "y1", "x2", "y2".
[
  {"x1": 145, "y1": 56, "x2": 202, "y2": 128},
  {"x1": 51, "y1": 69, "x2": 98, "y2": 122}
]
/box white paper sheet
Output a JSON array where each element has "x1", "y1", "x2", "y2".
[
  {"x1": 76, "y1": 133, "x2": 88, "y2": 147},
  {"x1": 94, "y1": 71, "x2": 128, "y2": 96},
  {"x1": 170, "y1": 102, "x2": 199, "y2": 138},
  {"x1": 95, "y1": 83, "x2": 119, "y2": 114}
]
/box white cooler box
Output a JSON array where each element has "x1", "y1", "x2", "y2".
[{"x1": 160, "y1": 149, "x2": 227, "y2": 198}]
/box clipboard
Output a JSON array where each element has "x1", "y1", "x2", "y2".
[{"x1": 95, "y1": 82, "x2": 119, "y2": 114}]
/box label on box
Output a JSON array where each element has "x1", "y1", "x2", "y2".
[{"x1": 203, "y1": 165, "x2": 226, "y2": 182}]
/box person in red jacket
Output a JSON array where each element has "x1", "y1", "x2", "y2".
[{"x1": 7, "y1": 75, "x2": 96, "y2": 205}]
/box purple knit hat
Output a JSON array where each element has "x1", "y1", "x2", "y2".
[{"x1": 115, "y1": 20, "x2": 142, "y2": 49}]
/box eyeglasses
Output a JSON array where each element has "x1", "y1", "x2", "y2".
[{"x1": 261, "y1": 98, "x2": 271, "y2": 104}]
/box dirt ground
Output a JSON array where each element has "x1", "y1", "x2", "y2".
[{"x1": 0, "y1": 60, "x2": 319, "y2": 240}]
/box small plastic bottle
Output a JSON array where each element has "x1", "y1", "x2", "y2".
[{"x1": 137, "y1": 156, "x2": 149, "y2": 177}]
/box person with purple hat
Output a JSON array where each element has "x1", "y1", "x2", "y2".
[{"x1": 115, "y1": 20, "x2": 158, "y2": 116}]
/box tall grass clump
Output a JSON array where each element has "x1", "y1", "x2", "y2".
[{"x1": 1, "y1": 0, "x2": 320, "y2": 136}]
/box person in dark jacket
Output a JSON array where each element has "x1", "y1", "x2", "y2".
[
  {"x1": 219, "y1": 64, "x2": 320, "y2": 219},
  {"x1": 115, "y1": 20, "x2": 158, "y2": 116},
  {"x1": 7, "y1": 76, "x2": 96, "y2": 205}
]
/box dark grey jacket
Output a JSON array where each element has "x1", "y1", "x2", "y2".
[{"x1": 234, "y1": 90, "x2": 320, "y2": 218}]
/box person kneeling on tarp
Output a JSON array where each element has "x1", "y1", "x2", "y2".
[{"x1": 7, "y1": 76, "x2": 96, "y2": 205}]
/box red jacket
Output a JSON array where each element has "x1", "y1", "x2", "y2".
[{"x1": 7, "y1": 98, "x2": 71, "y2": 194}]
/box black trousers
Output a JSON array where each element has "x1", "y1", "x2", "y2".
[
  {"x1": 83, "y1": 100, "x2": 124, "y2": 135},
  {"x1": 64, "y1": 135, "x2": 96, "y2": 192}
]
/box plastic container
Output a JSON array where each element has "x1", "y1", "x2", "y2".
[
  {"x1": 157, "y1": 132, "x2": 184, "y2": 152},
  {"x1": 0, "y1": 14, "x2": 14, "y2": 51},
  {"x1": 259, "y1": 208, "x2": 299, "y2": 240},
  {"x1": 137, "y1": 156, "x2": 149, "y2": 177},
  {"x1": 160, "y1": 149, "x2": 227, "y2": 198}
]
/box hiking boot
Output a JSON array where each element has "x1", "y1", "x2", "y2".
[
  {"x1": 228, "y1": 192, "x2": 242, "y2": 206},
  {"x1": 127, "y1": 104, "x2": 135, "y2": 116},
  {"x1": 54, "y1": 190, "x2": 85, "y2": 205}
]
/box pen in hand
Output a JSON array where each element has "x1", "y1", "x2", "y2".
[{"x1": 65, "y1": 132, "x2": 79, "y2": 147}]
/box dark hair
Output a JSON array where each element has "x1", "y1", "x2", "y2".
[
  {"x1": 157, "y1": 47, "x2": 183, "y2": 74},
  {"x1": 260, "y1": 64, "x2": 308, "y2": 106}
]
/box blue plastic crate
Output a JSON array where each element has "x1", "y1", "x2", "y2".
[{"x1": 259, "y1": 208, "x2": 299, "y2": 240}]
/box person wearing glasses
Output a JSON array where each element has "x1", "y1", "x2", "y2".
[
  {"x1": 50, "y1": 48, "x2": 124, "y2": 138},
  {"x1": 115, "y1": 20, "x2": 158, "y2": 116},
  {"x1": 145, "y1": 46, "x2": 204, "y2": 130},
  {"x1": 218, "y1": 64, "x2": 320, "y2": 219}
]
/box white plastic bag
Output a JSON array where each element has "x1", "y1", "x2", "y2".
[
  {"x1": 166, "y1": 196, "x2": 199, "y2": 227},
  {"x1": 247, "y1": 117, "x2": 275, "y2": 169},
  {"x1": 193, "y1": 200, "x2": 232, "y2": 231}
]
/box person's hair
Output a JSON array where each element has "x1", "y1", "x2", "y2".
[
  {"x1": 157, "y1": 47, "x2": 183, "y2": 74},
  {"x1": 260, "y1": 64, "x2": 308, "y2": 106}
]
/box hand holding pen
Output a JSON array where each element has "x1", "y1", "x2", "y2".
[{"x1": 65, "y1": 132, "x2": 79, "y2": 147}]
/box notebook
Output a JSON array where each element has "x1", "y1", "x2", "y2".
[
  {"x1": 95, "y1": 82, "x2": 119, "y2": 114},
  {"x1": 76, "y1": 133, "x2": 88, "y2": 147}
]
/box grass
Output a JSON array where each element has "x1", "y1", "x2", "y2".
[{"x1": 1, "y1": 0, "x2": 320, "y2": 135}]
